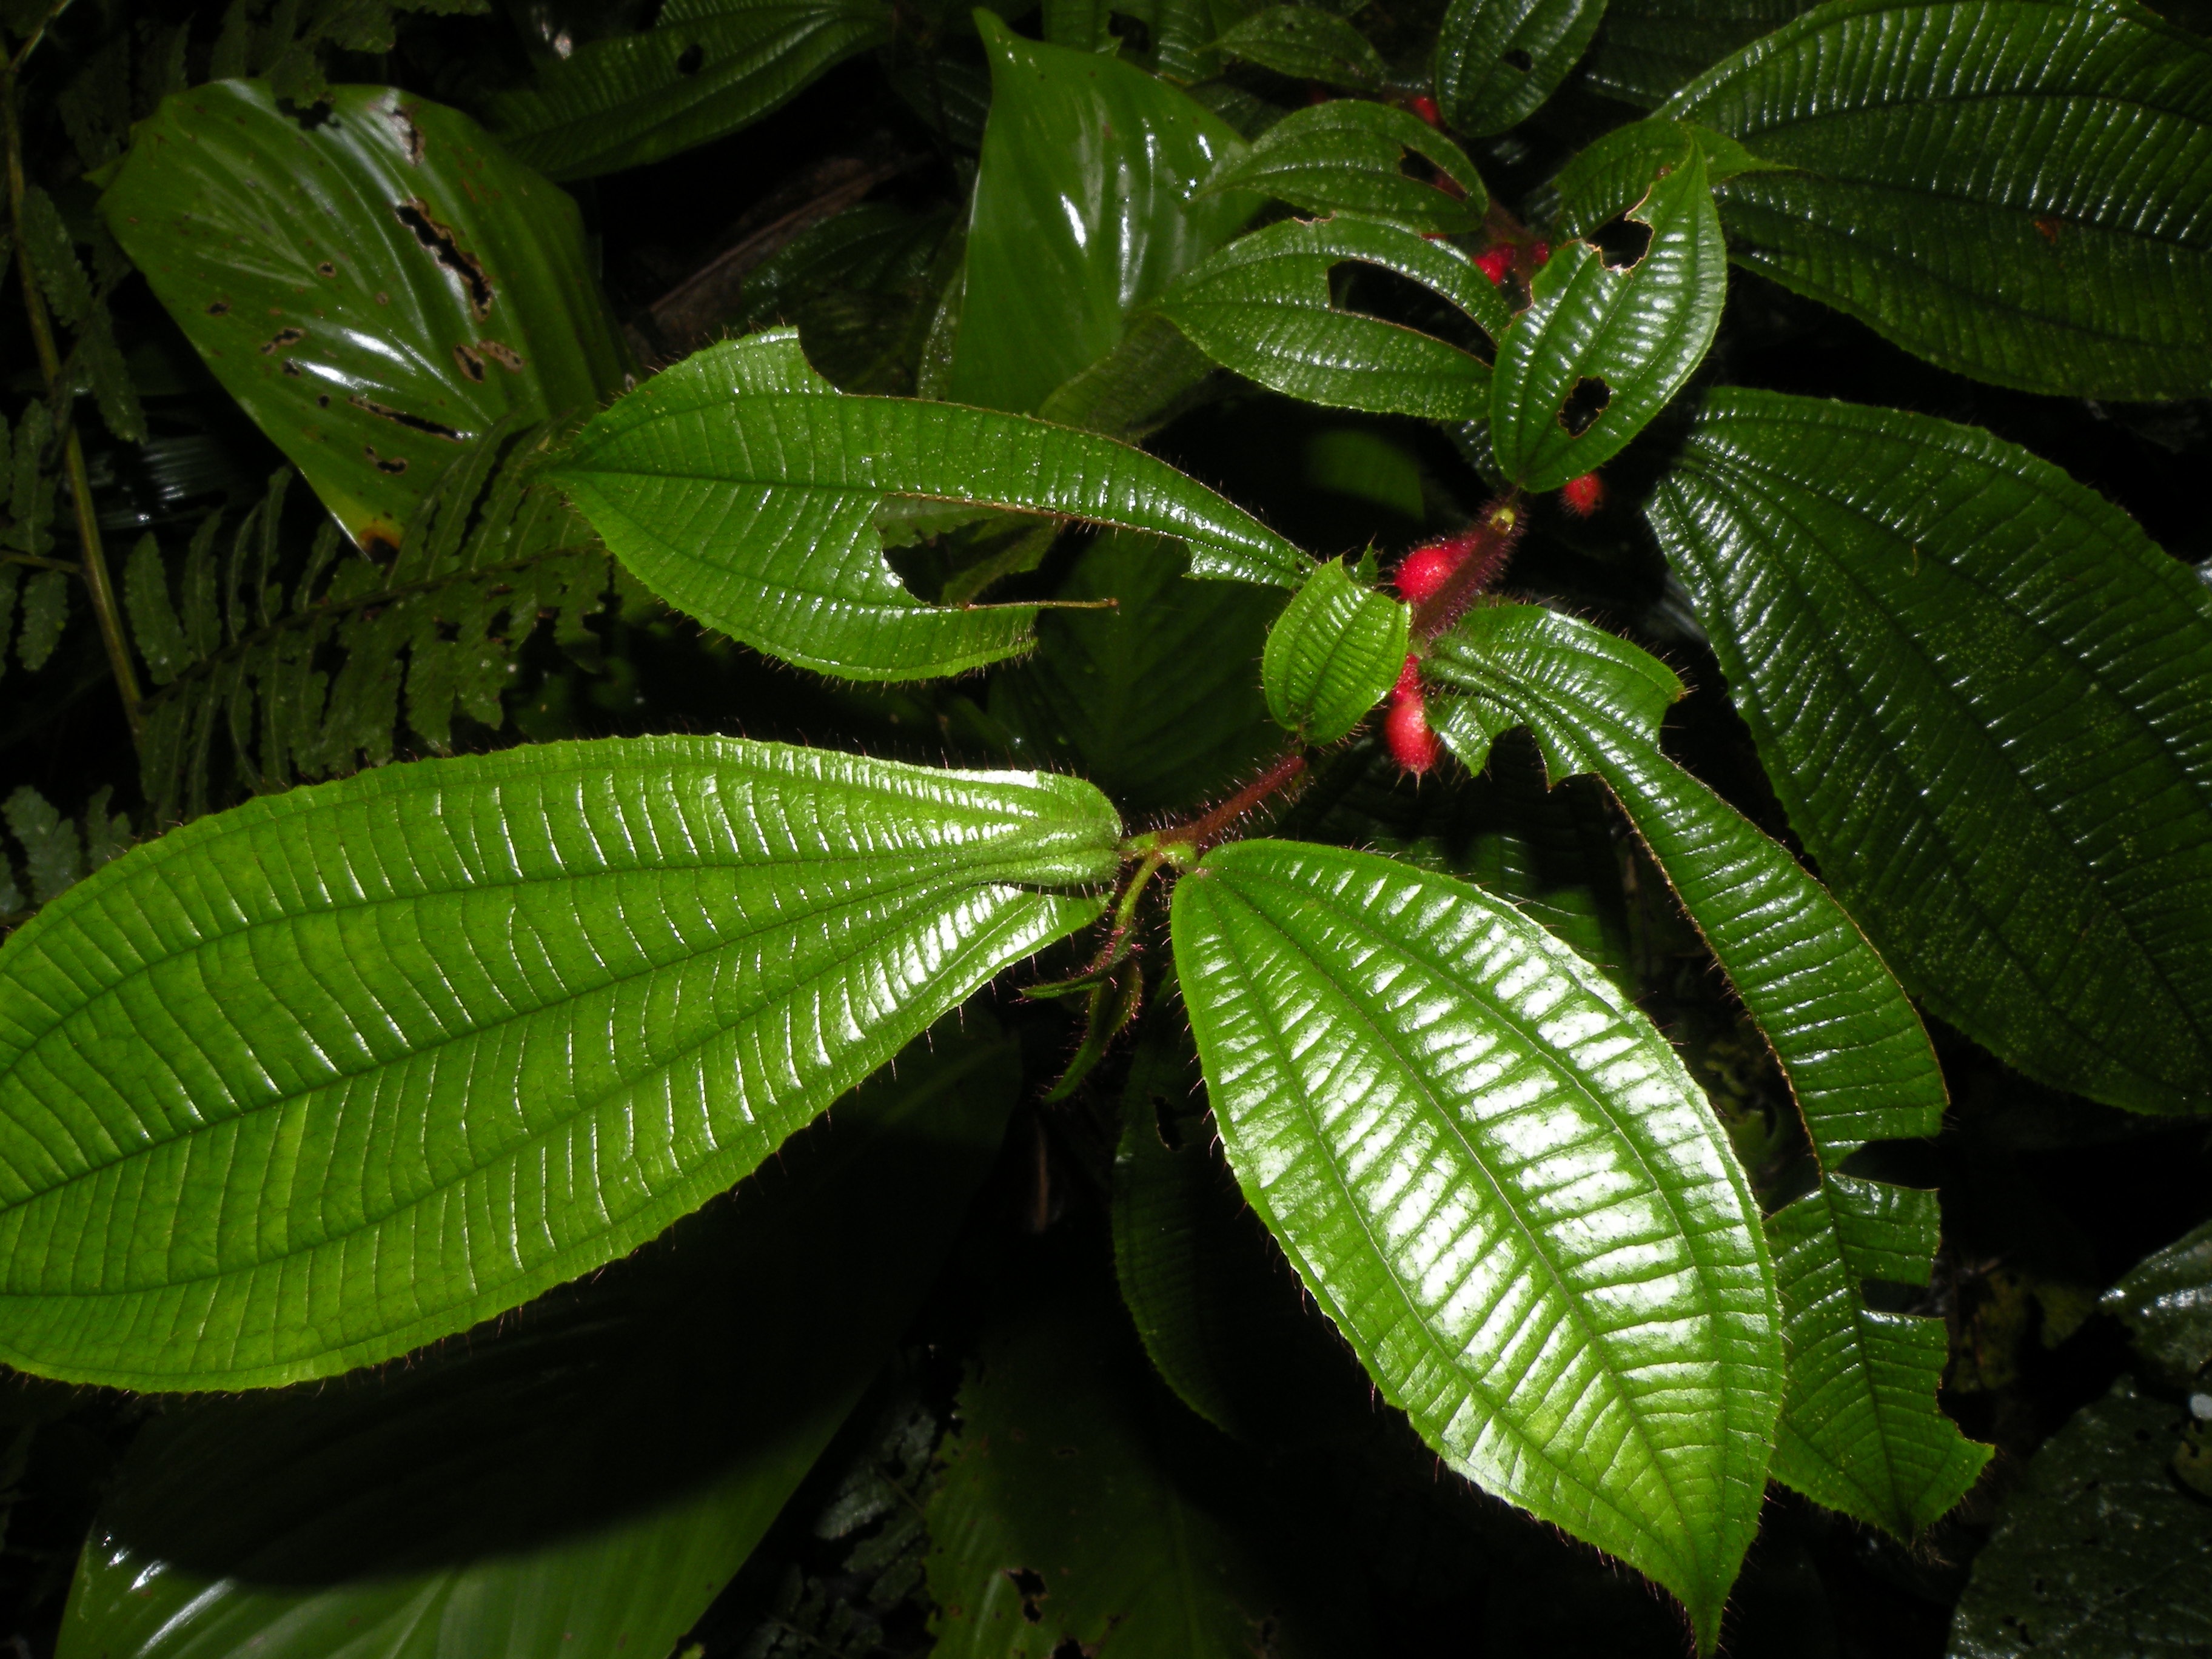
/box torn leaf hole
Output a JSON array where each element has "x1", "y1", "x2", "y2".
[
  {"x1": 454, "y1": 344, "x2": 486, "y2": 382},
  {"x1": 383, "y1": 102, "x2": 426, "y2": 164},
  {"x1": 1501, "y1": 47, "x2": 1532, "y2": 70},
  {"x1": 675, "y1": 41, "x2": 705, "y2": 74},
  {"x1": 1589, "y1": 215, "x2": 1654, "y2": 271},
  {"x1": 393, "y1": 199, "x2": 493, "y2": 320},
  {"x1": 364, "y1": 446, "x2": 409, "y2": 474},
  {"x1": 206, "y1": 298, "x2": 229, "y2": 316},
  {"x1": 1153, "y1": 1094, "x2": 1185, "y2": 1151},
  {"x1": 317, "y1": 260, "x2": 337, "y2": 277},
  {"x1": 1557, "y1": 376, "x2": 1610, "y2": 436},
  {"x1": 260, "y1": 326, "x2": 306, "y2": 354},
  {"x1": 1005, "y1": 1566, "x2": 1047, "y2": 1623},
  {"x1": 317, "y1": 394, "x2": 331, "y2": 409},
  {"x1": 350, "y1": 394, "x2": 466, "y2": 440},
  {"x1": 281, "y1": 358, "x2": 303, "y2": 377}
]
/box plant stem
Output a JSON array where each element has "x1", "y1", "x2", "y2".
[
  {"x1": 3, "y1": 34, "x2": 144, "y2": 745},
  {"x1": 1151, "y1": 750, "x2": 1310, "y2": 857},
  {"x1": 1411, "y1": 494, "x2": 1527, "y2": 642}
]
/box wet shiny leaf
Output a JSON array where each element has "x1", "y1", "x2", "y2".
[{"x1": 1261, "y1": 558, "x2": 1407, "y2": 745}]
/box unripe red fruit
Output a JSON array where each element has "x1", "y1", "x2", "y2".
[
  {"x1": 1409, "y1": 94, "x2": 1443, "y2": 127},
  {"x1": 1560, "y1": 472, "x2": 1606, "y2": 517},
  {"x1": 1530, "y1": 240, "x2": 1552, "y2": 266},
  {"x1": 1474, "y1": 246, "x2": 1512, "y2": 286},
  {"x1": 1385, "y1": 687, "x2": 1441, "y2": 776},
  {"x1": 1393, "y1": 543, "x2": 1460, "y2": 605}
]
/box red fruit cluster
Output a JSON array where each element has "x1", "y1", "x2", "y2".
[
  {"x1": 1408, "y1": 94, "x2": 1443, "y2": 128},
  {"x1": 1391, "y1": 522, "x2": 1512, "y2": 610},
  {"x1": 1560, "y1": 471, "x2": 1606, "y2": 517},
  {"x1": 1385, "y1": 654, "x2": 1441, "y2": 776},
  {"x1": 1473, "y1": 246, "x2": 1512, "y2": 286}
]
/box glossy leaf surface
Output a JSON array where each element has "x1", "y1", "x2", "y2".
[
  {"x1": 949, "y1": 16, "x2": 1257, "y2": 415},
  {"x1": 0, "y1": 736, "x2": 1118, "y2": 1389},
  {"x1": 1171, "y1": 838, "x2": 1781, "y2": 1650},
  {"x1": 1584, "y1": 0, "x2": 1818, "y2": 106},
  {"x1": 1948, "y1": 1378, "x2": 2212, "y2": 1658},
  {"x1": 1262, "y1": 558, "x2": 1408, "y2": 745},
  {"x1": 1428, "y1": 602, "x2": 1988, "y2": 1537},
  {"x1": 481, "y1": 0, "x2": 892, "y2": 180},
  {"x1": 1490, "y1": 130, "x2": 1723, "y2": 491},
  {"x1": 1436, "y1": 0, "x2": 1609, "y2": 136},
  {"x1": 1214, "y1": 5, "x2": 1388, "y2": 86},
  {"x1": 55, "y1": 1025, "x2": 1016, "y2": 1659},
  {"x1": 1199, "y1": 99, "x2": 1487, "y2": 234},
  {"x1": 1649, "y1": 390, "x2": 2212, "y2": 1114},
  {"x1": 2102, "y1": 1219, "x2": 2212, "y2": 1386},
  {"x1": 1661, "y1": 0, "x2": 2212, "y2": 399},
  {"x1": 555, "y1": 332, "x2": 1308, "y2": 681},
  {"x1": 990, "y1": 532, "x2": 1283, "y2": 816},
  {"x1": 101, "y1": 82, "x2": 628, "y2": 548},
  {"x1": 1160, "y1": 216, "x2": 1507, "y2": 421}
]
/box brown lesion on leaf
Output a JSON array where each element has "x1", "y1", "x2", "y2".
[
  {"x1": 2034, "y1": 215, "x2": 2063, "y2": 245},
  {"x1": 477, "y1": 339, "x2": 525, "y2": 372},
  {"x1": 349, "y1": 394, "x2": 466, "y2": 441},
  {"x1": 260, "y1": 326, "x2": 306, "y2": 354},
  {"x1": 317, "y1": 260, "x2": 338, "y2": 277},
  {"x1": 281, "y1": 359, "x2": 303, "y2": 377},
  {"x1": 364, "y1": 445, "x2": 410, "y2": 475},
  {"x1": 206, "y1": 298, "x2": 230, "y2": 316},
  {"x1": 358, "y1": 518, "x2": 402, "y2": 558},
  {"x1": 383, "y1": 101, "x2": 427, "y2": 166},
  {"x1": 454, "y1": 344, "x2": 486, "y2": 382},
  {"x1": 393, "y1": 199, "x2": 493, "y2": 320}
]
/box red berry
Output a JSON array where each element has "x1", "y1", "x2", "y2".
[
  {"x1": 1385, "y1": 686, "x2": 1441, "y2": 776},
  {"x1": 1474, "y1": 246, "x2": 1512, "y2": 286},
  {"x1": 1530, "y1": 240, "x2": 1552, "y2": 267},
  {"x1": 1409, "y1": 95, "x2": 1442, "y2": 128},
  {"x1": 1393, "y1": 652, "x2": 1422, "y2": 699},
  {"x1": 1560, "y1": 472, "x2": 1607, "y2": 517},
  {"x1": 1393, "y1": 543, "x2": 1460, "y2": 605}
]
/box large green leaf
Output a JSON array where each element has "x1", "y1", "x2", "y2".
[
  {"x1": 481, "y1": 0, "x2": 893, "y2": 181},
  {"x1": 1213, "y1": 5, "x2": 1389, "y2": 87},
  {"x1": 1159, "y1": 216, "x2": 1508, "y2": 421},
  {"x1": 101, "y1": 82, "x2": 628, "y2": 551},
  {"x1": 949, "y1": 15, "x2": 1258, "y2": 415},
  {"x1": 1436, "y1": 0, "x2": 1610, "y2": 136},
  {"x1": 1583, "y1": 0, "x2": 1818, "y2": 107},
  {"x1": 989, "y1": 531, "x2": 1284, "y2": 816},
  {"x1": 924, "y1": 1234, "x2": 1368, "y2": 1657},
  {"x1": 1198, "y1": 99, "x2": 1488, "y2": 234},
  {"x1": 1648, "y1": 390, "x2": 2212, "y2": 1114},
  {"x1": 0, "y1": 736, "x2": 1119, "y2": 1389},
  {"x1": 1947, "y1": 1376, "x2": 2212, "y2": 1658},
  {"x1": 53, "y1": 1023, "x2": 1016, "y2": 1659},
  {"x1": 554, "y1": 331, "x2": 1309, "y2": 682},
  {"x1": 1426, "y1": 601, "x2": 1989, "y2": 1537},
  {"x1": 2102, "y1": 1218, "x2": 2212, "y2": 1387},
  {"x1": 1490, "y1": 128, "x2": 1724, "y2": 491},
  {"x1": 1170, "y1": 838, "x2": 1781, "y2": 1651},
  {"x1": 1660, "y1": 0, "x2": 2212, "y2": 400}
]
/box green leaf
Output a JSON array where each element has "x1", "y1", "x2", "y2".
[
  {"x1": 19, "y1": 184, "x2": 90, "y2": 330},
  {"x1": 1426, "y1": 602, "x2": 1990, "y2": 1537},
  {"x1": 1215, "y1": 5, "x2": 1388, "y2": 87},
  {"x1": 2102, "y1": 1219, "x2": 2212, "y2": 1387},
  {"x1": 1583, "y1": 0, "x2": 1817, "y2": 107},
  {"x1": 1159, "y1": 216, "x2": 1506, "y2": 421},
  {"x1": 0, "y1": 736, "x2": 1119, "y2": 1389},
  {"x1": 481, "y1": 0, "x2": 893, "y2": 180},
  {"x1": 1647, "y1": 390, "x2": 2212, "y2": 1114},
  {"x1": 990, "y1": 531, "x2": 1284, "y2": 816},
  {"x1": 101, "y1": 82, "x2": 629, "y2": 549},
  {"x1": 1659, "y1": 0, "x2": 2212, "y2": 400},
  {"x1": 1436, "y1": 0, "x2": 1609, "y2": 136},
  {"x1": 1198, "y1": 99, "x2": 1489, "y2": 234},
  {"x1": 1947, "y1": 1376, "x2": 2212, "y2": 1658},
  {"x1": 554, "y1": 331, "x2": 1309, "y2": 682},
  {"x1": 950, "y1": 15, "x2": 1259, "y2": 415},
  {"x1": 1171, "y1": 838, "x2": 1781, "y2": 1651},
  {"x1": 1262, "y1": 558, "x2": 1408, "y2": 745},
  {"x1": 924, "y1": 1235, "x2": 1369, "y2": 1658},
  {"x1": 16, "y1": 567, "x2": 68, "y2": 672},
  {"x1": 54, "y1": 1021, "x2": 1017, "y2": 1659},
  {"x1": 1490, "y1": 127, "x2": 1724, "y2": 491},
  {"x1": 1544, "y1": 116, "x2": 1778, "y2": 238},
  {"x1": 2, "y1": 785, "x2": 82, "y2": 907}
]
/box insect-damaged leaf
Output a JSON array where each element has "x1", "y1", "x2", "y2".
[
  {"x1": 1171, "y1": 839, "x2": 1781, "y2": 1652},
  {"x1": 554, "y1": 330, "x2": 1308, "y2": 682},
  {"x1": 100, "y1": 81, "x2": 629, "y2": 549},
  {"x1": 1436, "y1": 0, "x2": 1610, "y2": 137},
  {"x1": 0, "y1": 736, "x2": 1119, "y2": 1389}
]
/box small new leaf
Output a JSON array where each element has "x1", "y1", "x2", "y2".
[{"x1": 1262, "y1": 560, "x2": 1409, "y2": 745}]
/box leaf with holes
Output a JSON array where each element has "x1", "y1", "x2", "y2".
[
  {"x1": 1436, "y1": 0, "x2": 1610, "y2": 136},
  {"x1": 1159, "y1": 216, "x2": 1507, "y2": 421},
  {"x1": 1490, "y1": 126, "x2": 1724, "y2": 491},
  {"x1": 101, "y1": 81, "x2": 629, "y2": 549},
  {"x1": 1648, "y1": 390, "x2": 2212, "y2": 1114},
  {"x1": 0, "y1": 736, "x2": 1119, "y2": 1389},
  {"x1": 1198, "y1": 99, "x2": 1488, "y2": 235},
  {"x1": 554, "y1": 330, "x2": 1308, "y2": 682},
  {"x1": 1426, "y1": 602, "x2": 1991, "y2": 1537},
  {"x1": 482, "y1": 0, "x2": 893, "y2": 181},
  {"x1": 950, "y1": 15, "x2": 1258, "y2": 417},
  {"x1": 53, "y1": 1022, "x2": 1016, "y2": 1659},
  {"x1": 1262, "y1": 558, "x2": 1408, "y2": 746},
  {"x1": 1171, "y1": 838, "x2": 1781, "y2": 1652},
  {"x1": 1660, "y1": 0, "x2": 2212, "y2": 400}
]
